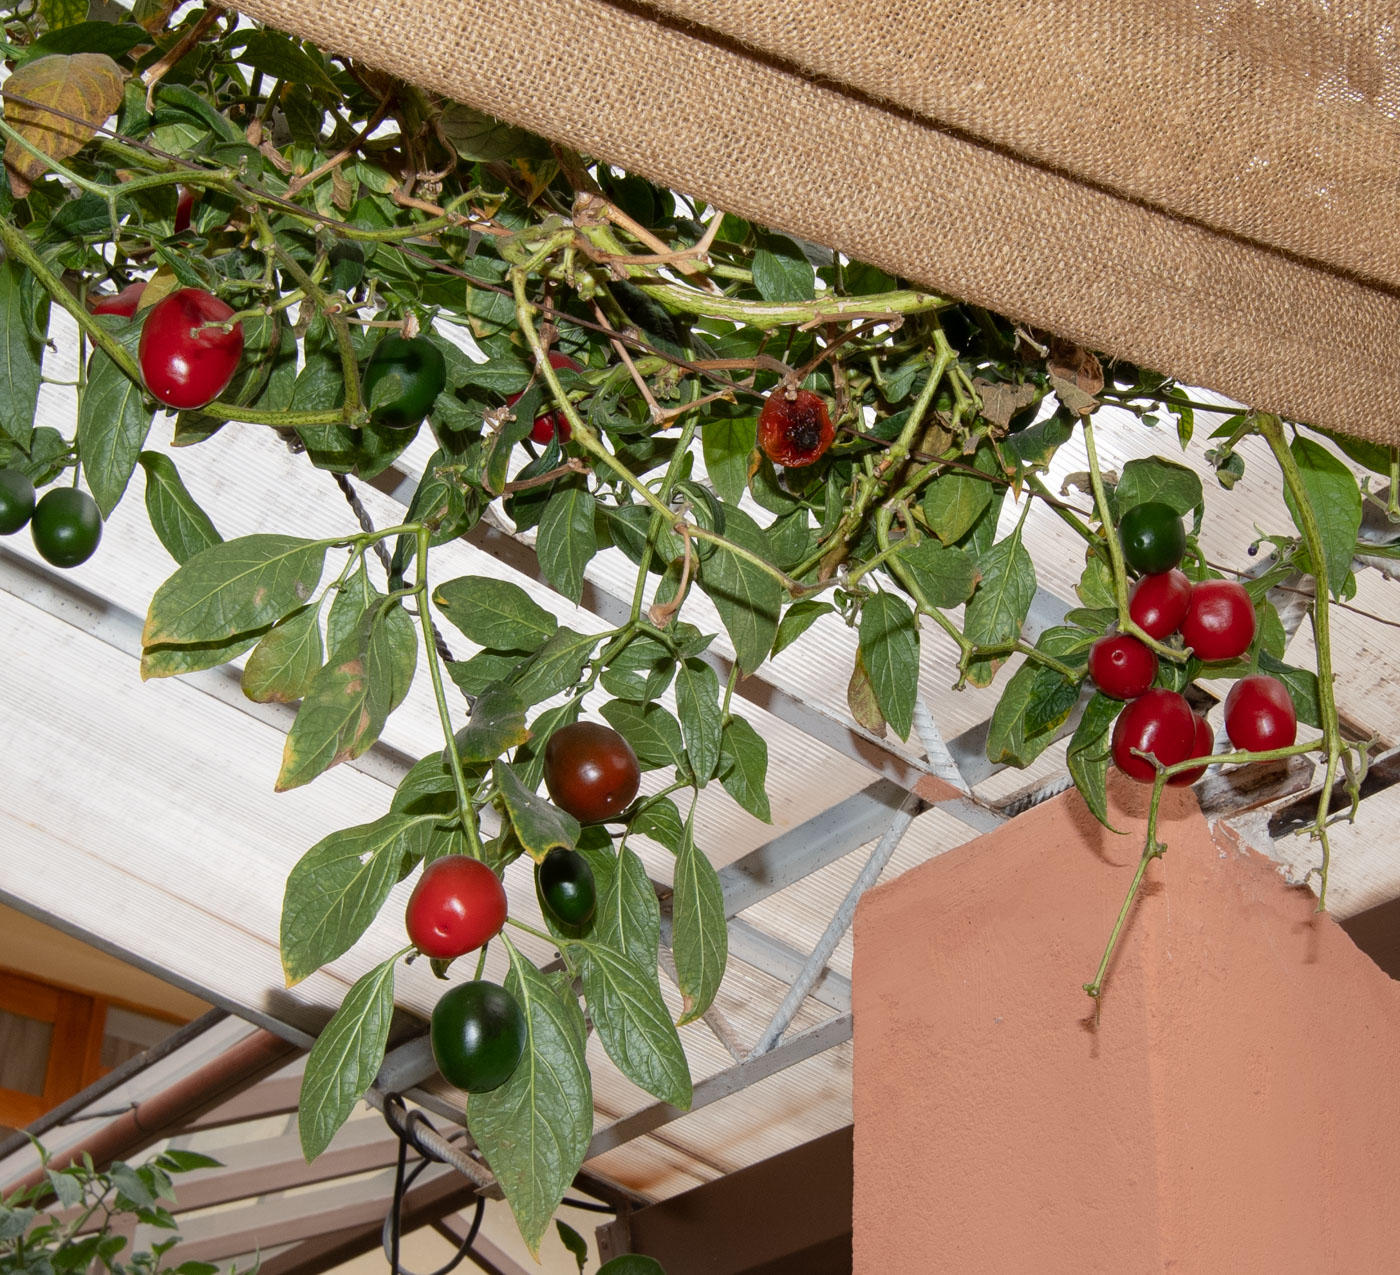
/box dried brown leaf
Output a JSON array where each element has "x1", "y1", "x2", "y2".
[
  {"x1": 972, "y1": 377, "x2": 1039, "y2": 429},
  {"x1": 1047, "y1": 339, "x2": 1104, "y2": 417},
  {"x1": 3, "y1": 54, "x2": 126, "y2": 198}
]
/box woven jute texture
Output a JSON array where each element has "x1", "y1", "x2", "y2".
[{"x1": 233, "y1": 0, "x2": 1400, "y2": 445}]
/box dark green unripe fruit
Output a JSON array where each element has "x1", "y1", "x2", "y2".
[
  {"x1": 430, "y1": 980, "x2": 527, "y2": 1093},
  {"x1": 0, "y1": 468, "x2": 36, "y2": 534},
  {"x1": 30, "y1": 488, "x2": 102, "y2": 567},
  {"x1": 362, "y1": 334, "x2": 447, "y2": 430},
  {"x1": 537, "y1": 848, "x2": 597, "y2": 927},
  {"x1": 1119, "y1": 501, "x2": 1186, "y2": 575}
]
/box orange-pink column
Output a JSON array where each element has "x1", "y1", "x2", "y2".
[{"x1": 852, "y1": 776, "x2": 1400, "y2": 1273}]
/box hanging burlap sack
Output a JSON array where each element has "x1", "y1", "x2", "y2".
[{"x1": 234, "y1": 0, "x2": 1400, "y2": 446}]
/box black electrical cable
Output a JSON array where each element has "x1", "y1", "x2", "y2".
[
  {"x1": 560, "y1": 1197, "x2": 617, "y2": 1214},
  {"x1": 379, "y1": 1094, "x2": 485, "y2": 1275}
]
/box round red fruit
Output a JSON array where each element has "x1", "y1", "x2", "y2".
[
  {"x1": 543, "y1": 721, "x2": 641, "y2": 823},
  {"x1": 1181, "y1": 579, "x2": 1256, "y2": 662},
  {"x1": 404, "y1": 856, "x2": 507, "y2": 959},
  {"x1": 89, "y1": 281, "x2": 147, "y2": 318},
  {"x1": 508, "y1": 352, "x2": 580, "y2": 445},
  {"x1": 1224, "y1": 675, "x2": 1297, "y2": 754},
  {"x1": 1088, "y1": 633, "x2": 1158, "y2": 700},
  {"x1": 1128, "y1": 569, "x2": 1192, "y2": 640},
  {"x1": 138, "y1": 288, "x2": 244, "y2": 410},
  {"x1": 1111, "y1": 688, "x2": 1197, "y2": 783},
  {"x1": 757, "y1": 388, "x2": 834, "y2": 467},
  {"x1": 174, "y1": 185, "x2": 195, "y2": 234},
  {"x1": 1168, "y1": 713, "x2": 1214, "y2": 786}
]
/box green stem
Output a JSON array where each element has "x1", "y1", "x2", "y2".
[
  {"x1": 577, "y1": 221, "x2": 949, "y2": 330},
  {"x1": 1258, "y1": 415, "x2": 1343, "y2": 910},
  {"x1": 412, "y1": 525, "x2": 484, "y2": 859},
  {"x1": 504, "y1": 916, "x2": 560, "y2": 945}
]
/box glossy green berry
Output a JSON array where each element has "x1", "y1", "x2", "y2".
[
  {"x1": 537, "y1": 848, "x2": 597, "y2": 927},
  {"x1": 430, "y1": 980, "x2": 527, "y2": 1093},
  {"x1": 0, "y1": 468, "x2": 36, "y2": 535},
  {"x1": 361, "y1": 334, "x2": 447, "y2": 431},
  {"x1": 1119, "y1": 501, "x2": 1186, "y2": 575},
  {"x1": 30, "y1": 488, "x2": 102, "y2": 567}
]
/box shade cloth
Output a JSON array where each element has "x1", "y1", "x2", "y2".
[{"x1": 233, "y1": 0, "x2": 1400, "y2": 445}]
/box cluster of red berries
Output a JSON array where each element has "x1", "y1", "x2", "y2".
[
  {"x1": 403, "y1": 722, "x2": 640, "y2": 1094},
  {"x1": 1090, "y1": 501, "x2": 1297, "y2": 785}
]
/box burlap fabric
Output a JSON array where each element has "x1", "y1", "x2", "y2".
[{"x1": 234, "y1": 0, "x2": 1400, "y2": 445}]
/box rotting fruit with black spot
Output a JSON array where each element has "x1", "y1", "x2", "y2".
[
  {"x1": 757, "y1": 387, "x2": 834, "y2": 467},
  {"x1": 361, "y1": 334, "x2": 447, "y2": 431},
  {"x1": 537, "y1": 847, "x2": 597, "y2": 927},
  {"x1": 544, "y1": 721, "x2": 641, "y2": 823},
  {"x1": 0, "y1": 469, "x2": 36, "y2": 535},
  {"x1": 430, "y1": 980, "x2": 527, "y2": 1093},
  {"x1": 30, "y1": 488, "x2": 102, "y2": 568}
]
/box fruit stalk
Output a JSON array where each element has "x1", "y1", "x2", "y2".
[
  {"x1": 1080, "y1": 417, "x2": 1189, "y2": 662},
  {"x1": 414, "y1": 524, "x2": 486, "y2": 860}
]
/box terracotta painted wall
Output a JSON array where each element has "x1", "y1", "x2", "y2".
[{"x1": 852, "y1": 776, "x2": 1400, "y2": 1274}]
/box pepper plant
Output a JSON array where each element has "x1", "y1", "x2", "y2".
[{"x1": 1, "y1": 1, "x2": 1394, "y2": 1255}]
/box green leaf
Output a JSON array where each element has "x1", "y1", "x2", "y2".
[
  {"x1": 599, "y1": 630, "x2": 676, "y2": 703},
  {"x1": 702, "y1": 416, "x2": 756, "y2": 506},
  {"x1": 277, "y1": 602, "x2": 416, "y2": 790},
  {"x1": 672, "y1": 806, "x2": 727, "y2": 1025},
  {"x1": 771, "y1": 599, "x2": 834, "y2": 658},
  {"x1": 512, "y1": 699, "x2": 582, "y2": 794},
  {"x1": 139, "y1": 452, "x2": 221, "y2": 564},
  {"x1": 674, "y1": 658, "x2": 723, "y2": 785},
  {"x1": 846, "y1": 648, "x2": 886, "y2": 735},
  {"x1": 751, "y1": 234, "x2": 815, "y2": 302},
  {"x1": 596, "y1": 845, "x2": 659, "y2": 968},
  {"x1": 1283, "y1": 436, "x2": 1363, "y2": 599},
  {"x1": 698, "y1": 504, "x2": 782, "y2": 675},
  {"x1": 451, "y1": 683, "x2": 530, "y2": 762},
  {"x1": 151, "y1": 1150, "x2": 222, "y2": 1174},
  {"x1": 599, "y1": 698, "x2": 687, "y2": 773},
  {"x1": 597, "y1": 1256, "x2": 667, "y2": 1274},
  {"x1": 281, "y1": 815, "x2": 431, "y2": 984},
  {"x1": 0, "y1": 256, "x2": 47, "y2": 449},
  {"x1": 78, "y1": 344, "x2": 152, "y2": 517},
  {"x1": 891, "y1": 539, "x2": 980, "y2": 608},
  {"x1": 858, "y1": 593, "x2": 919, "y2": 740},
  {"x1": 467, "y1": 948, "x2": 591, "y2": 1257},
  {"x1": 140, "y1": 632, "x2": 264, "y2": 679},
  {"x1": 109, "y1": 1163, "x2": 155, "y2": 1209},
  {"x1": 493, "y1": 760, "x2": 581, "y2": 862},
  {"x1": 231, "y1": 30, "x2": 341, "y2": 101},
  {"x1": 535, "y1": 486, "x2": 597, "y2": 603},
  {"x1": 45, "y1": 1169, "x2": 84, "y2": 1208},
  {"x1": 630, "y1": 796, "x2": 686, "y2": 851},
  {"x1": 572, "y1": 937, "x2": 691, "y2": 1108},
  {"x1": 963, "y1": 528, "x2": 1036, "y2": 687},
  {"x1": 40, "y1": 0, "x2": 99, "y2": 32},
  {"x1": 1066, "y1": 691, "x2": 1123, "y2": 833},
  {"x1": 297, "y1": 957, "x2": 397, "y2": 1160},
  {"x1": 556, "y1": 1220, "x2": 588, "y2": 1274},
  {"x1": 241, "y1": 604, "x2": 323, "y2": 704},
  {"x1": 1257, "y1": 651, "x2": 1323, "y2": 729},
  {"x1": 440, "y1": 103, "x2": 553, "y2": 163},
  {"x1": 142, "y1": 535, "x2": 328, "y2": 651},
  {"x1": 921, "y1": 451, "x2": 995, "y2": 544},
  {"x1": 446, "y1": 649, "x2": 529, "y2": 699},
  {"x1": 716, "y1": 715, "x2": 772, "y2": 822},
  {"x1": 433, "y1": 575, "x2": 557, "y2": 651},
  {"x1": 986, "y1": 662, "x2": 1073, "y2": 767},
  {"x1": 1116, "y1": 456, "x2": 1204, "y2": 515}
]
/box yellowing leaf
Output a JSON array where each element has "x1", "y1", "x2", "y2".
[{"x1": 3, "y1": 54, "x2": 126, "y2": 198}]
